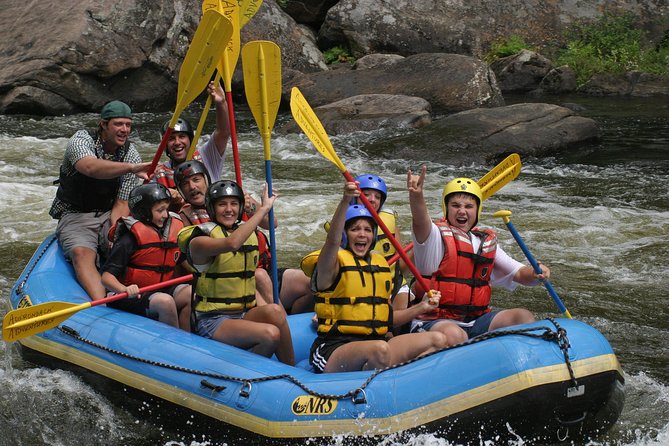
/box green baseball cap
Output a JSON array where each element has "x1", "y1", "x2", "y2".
[{"x1": 100, "y1": 100, "x2": 132, "y2": 120}]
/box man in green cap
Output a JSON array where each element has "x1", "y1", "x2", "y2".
[{"x1": 49, "y1": 100, "x2": 151, "y2": 301}]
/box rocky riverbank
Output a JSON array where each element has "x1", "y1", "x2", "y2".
[{"x1": 1, "y1": 0, "x2": 667, "y2": 158}]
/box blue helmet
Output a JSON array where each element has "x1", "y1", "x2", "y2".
[
  {"x1": 341, "y1": 204, "x2": 378, "y2": 250},
  {"x1": 354, "y1": 173, "x2": 387, "y2": 208}
]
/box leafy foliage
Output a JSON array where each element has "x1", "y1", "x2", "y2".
[
  {"x1": 323, "y1": 46, "x2": 355, "y2": 65},
  {"x1": 485, "y1": 35, "x2": 533, "y2": 63},
  {"x1": 556, "y1": 12, "x2": 669, "y2": 85}
]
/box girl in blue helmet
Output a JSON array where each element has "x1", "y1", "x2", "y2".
[{"x1": 309, "y1": 181, "x2": 448, "y2": 373}]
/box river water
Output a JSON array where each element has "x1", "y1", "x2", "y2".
[{"x1": 0, "y1": 94, "x2": 667, "y2": 446}]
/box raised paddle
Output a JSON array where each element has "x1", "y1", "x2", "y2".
[
  {"x1": 2, "y1": 274, "x2": 194, "y2": 342},
  {"x1": 242, "y1": 40, "x2": 282, "y2": 304},
  {"x1": 478, "y1": 153, "x2": 522, "y2": 201},
  {"x1": 290, "y1": 86, "x2": 434, "y2": 295},
  {"x1": 189, "y1": 1, "x2": 243, "y2": 187},
  {"x1": 493, "y1": 210, "x2": 573, "y2": 319},
  {"x1": 145, "y1": 9, "x2": 233, "y2": 180},
  {"x1": 238, "y1": 0, "x2": 264, "y2": 28}
]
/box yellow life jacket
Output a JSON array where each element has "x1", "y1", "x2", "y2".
[
  {"x1": 314, "y1": 249, "x2": 392, "y2": 337},
  {"x1": 177, "y1": 223, "x2": 258, "y2": 313},
  {"x1": 300, "y1": 249, "x2": 321, "y2": 277}
]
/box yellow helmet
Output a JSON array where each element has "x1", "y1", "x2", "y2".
[{"x1": 442, "y1": 177, "x2": 483, "y2": 223}]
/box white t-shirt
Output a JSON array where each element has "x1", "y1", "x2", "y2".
[{"x1": 411, "y1": 222, "x2": 524, "y2": 290}]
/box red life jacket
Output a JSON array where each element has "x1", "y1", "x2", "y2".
[
  {"x1": 153, "y1": 152, "x2": 202, "y2": 189},
  {"x1": 117, "y1": 214, "x2": 184, "y2": 288},
  {"x1": 414, "y1": 221, "x2": 497, "y2": 321},
  {"x1": 256, "y1": 229, "x2": 272, "y2": 270},
  {"x1": 179, "y1": 203, "x2": 211, "y2": 226}
]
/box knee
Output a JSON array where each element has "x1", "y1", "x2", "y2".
[
  {"x1": 369, "y1": 341, "x2": 392, "y2": 367},
  {"x1": 150, "y1": 294, "x2": 176, "y2": 312},
  {"x1": 260, "y1": 324, "x2": 281, "y2": 346},
  {"x1": 70, "y1": 247, "x2": 95, "y2": 266},
  {"x1": 515, "y1": 309, "x2": 536, "y2": 324},
  {"x1": 265, "y1": 303, "x2": 287, "y2": 323},
  {"x1": 431, "y1": 332, "x2": 449, "y2": 349}
]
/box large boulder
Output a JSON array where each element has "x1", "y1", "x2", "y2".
[
  {"x1": 281, "y1": 94, "x2": 431, "y2": 135},
  {"x1": 283, "y1": 53, "x2": 504, "y2": 113},
  {"x1": 369, "y1": 103, "x2": 600, "y2": 163},
  {"x1": 318, "y1": 0, "x2": 669, "y2": 58},
  {"x1": 0, "y1": 0, "x2": 326, "y2": 115},
  {"x1": 490, "y1": 50, "x2": 554, "y2": 93}
]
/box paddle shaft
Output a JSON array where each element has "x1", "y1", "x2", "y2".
[
  {"x1": 388, "y1": 242, "x2": 413, "y2": 266},
  {"x1": 4, "y1": 274, "x2": 194, "y2": 333},
  {"x1": 498, "y1": 214, "x2": 572, "y2": 318},
  {"x1": 146, "y1": 127, "x2": 173, "y2": 180}
]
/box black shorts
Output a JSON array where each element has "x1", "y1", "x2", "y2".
[
  {"x1": 309, "y1": 334, "x2": 384, "y2": 373},
  {"x1": 106, "y1": 284, "x2": 181, "y2": 318}
]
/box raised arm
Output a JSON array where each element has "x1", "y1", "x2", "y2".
[
  {"x1": 407, "y1": 165, "x2": 432, "y2": 243},
  {"x1": 209, "y1": 80, "x2": 231, "y2": 157},
  {"x1": 315, "y1": 182, "x2": 359, "y2": 290}
]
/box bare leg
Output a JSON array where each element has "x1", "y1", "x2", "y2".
[
  {"x1": 387, "y1": 331, "x2": 448, "y2": 364},
  {"x1": 254, "y1": 268, "x2": 273, "y2": 306},
  {"x1": 173, "y1": 284, "x2": 192, "y2": 331},
  {"x1": 323, "y1": 340, "x2": 390, "y2": 373},
  {"x1": 147, "y1": 292, "x2": 179, "y2": 327},
  {"x1": 70, "y1": 246, "x2": 105, "y2": 301},
  {"x1": 279, "y1": 269, "x2": 313, "y2": 314},
  {"x1": 213, "y1": 318, "x2": 280, "y2": 357},
  {"x1": 245, "y1": 304, "x2": 295, "y2": 365},
  {"x1": 489, "y1": 308, "x2": 535, "y2": 330},
  {"x1": 430, "y1": 320, "x2": 468, "y2": 345}
]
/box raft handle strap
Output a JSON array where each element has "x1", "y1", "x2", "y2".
[
  {"x1": 352, "y1": 388, "x2": 367, "y2": 405},
  {"x1": 201, "y1": 379, "x2": 226, "y2": 393}
]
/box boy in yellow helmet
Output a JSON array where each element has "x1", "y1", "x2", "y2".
[{"x1": 406, "y1": 166, "x2": 550, "y2": 344}]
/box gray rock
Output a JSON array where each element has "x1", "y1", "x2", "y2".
[
  {"x1": 490, "y1": 50, "x2": 554, "y2": 93},
  {"x1": 281, "y1": 94, "x2": 431, "y2": 135},
  {"x1": 0, "y1": 0, "x2": 326, "y2": 114},
  {"x1": 371, "y1": 103, "x2": 600, "y2": 163},
  {"x1": 285, "y1": 53, "x2": 504, "y2": 113},
  {"x1": 540, "y1": 65, "x2": 578, "y2": 94}
]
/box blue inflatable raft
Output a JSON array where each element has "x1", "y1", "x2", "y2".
[{"x1": 6, "y1": 235, "x2": 624, "y2": 443}]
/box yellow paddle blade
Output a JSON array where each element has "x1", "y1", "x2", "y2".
[
  {"x1": 169, "y1": 9, "x2": 234, "y2": 128},
  {"x1": 478, "y1": 153, "x2": 521, "y2": 201},
  {"x1": 290, "y1": 87, "x2": 346, "y2": 172},
  {"x1": 203, "y1": 0, "x2": 241, "y2": 92},
  {"x1": 239, "y1": 0, "x2": 264, "y2": 28},
  {"x1": 2, "y1": 301, "x2": 91, "y2": 342},
  {"x1": 242, "y1": 41, "x2": 282, "y2": 147}
]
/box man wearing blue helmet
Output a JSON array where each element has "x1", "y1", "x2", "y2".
[{"x1": 309, "y1": 181, "x2": 447, "y2": 373}]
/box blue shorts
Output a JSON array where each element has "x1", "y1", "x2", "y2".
[
  {"x1": 195, "y1": 310, "x2": 246, "y2": 339},
  {"x1": 410, "y1": 311, "x2": 499, "y2": 339}
]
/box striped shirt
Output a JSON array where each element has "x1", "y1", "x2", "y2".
[{"x1": 49, "y1": 130, "x2": 142, "y2": 219}]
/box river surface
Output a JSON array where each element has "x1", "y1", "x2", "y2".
[{"x1": 0, "y1": 94, "x2": 668, "y2": 446}]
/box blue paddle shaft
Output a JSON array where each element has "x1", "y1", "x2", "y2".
[
  {"x1": 503, "y1": 220, "x2": 569, "y2": 316},
  {"x1": 265, "y1": 159, "x2": 280, "y2": 304}
]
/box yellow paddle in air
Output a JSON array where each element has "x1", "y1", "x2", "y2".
[
  {"x1": 242, "y1": 40, "x2": 282, "y2": 303},
  {"x1": 2, "y1": 274, "x2": 194, "y2": 343},
  {"x1": 146, "y1": 9, "x2": 233, "y2": 180},
  {"x1": 290, "y1": 86, "x2": 436, "y2": 295}
]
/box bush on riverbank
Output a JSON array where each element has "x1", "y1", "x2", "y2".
[{"x1": 556, "y1": 12, "x2": 669, "y2": 85}]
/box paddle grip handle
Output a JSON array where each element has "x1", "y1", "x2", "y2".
[{"x1": 503, "y1": 221, "x2": 572, "y2": 318}]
